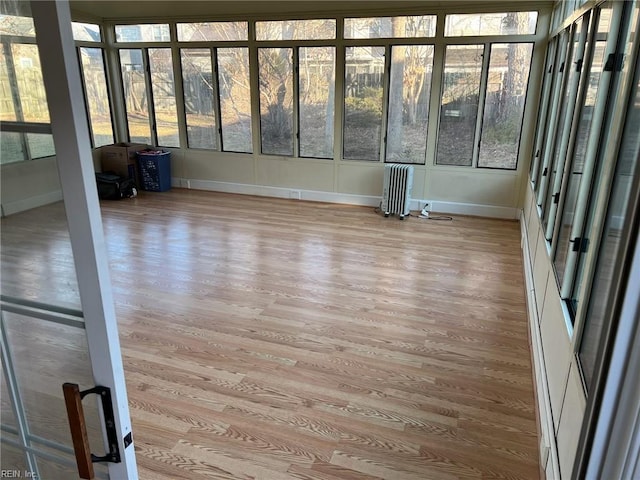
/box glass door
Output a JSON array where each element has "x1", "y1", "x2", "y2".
[{"x1": 1, "y1": 2, "x2": 137, "y2": 479}]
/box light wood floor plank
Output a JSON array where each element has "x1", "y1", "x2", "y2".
[{"x1": 1, "y1": 190, "x2": 539, "y2": 479}]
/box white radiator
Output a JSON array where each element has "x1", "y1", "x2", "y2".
[{"x1": 382, "y1": 164, "x2": 413, "y2": 219}]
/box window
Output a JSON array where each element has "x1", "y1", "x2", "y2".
[
  {"x1": 119, "y1": 47, "x2": 179, "y2": 147},
  {"x1": 343, "y1": 46, "x2": 385, "y2": 161},
  {"x1": 115, "y1": 24, "x2": 170, "y2": 43},
  {"x1": 177, "y1": 22, "x2": 248, "y2": 42},
  {"x1": 535, "y1": 30, "x2": 571, "y2": 207},
  {"x1": 542, "y1": 18, "x2": 588, "y2": 237},
  {"x1": 0, "y1": 14, "x2": 55, "y2": 164},
  {"x1": 179, "y1": 44, "x2": 253, "y2": 153},
  {"x1": 0, "y1": 14, "x2": 36, "y2": 37},
  {"x1": 445, "y1": 12, "x2": 538, "y2": 36},
  {"x1": 478, "y1": 43, "x2": 533, "y2": 169},
  {"x1": 554, "y1": 7, "x2": 612, "y2": 286},
  {"x1": 72, "y1": 22, "x2": 101, "y2": 42},
  {"x1": 218, "y1": 48, "x2": 252, "y2": 153},
  {"x1": 386, "y1": 45, "x2": 434, "y2": 163},
  {"x1": 345, "y1": 15, "x2": 436, "y2": 39},
  {"x1": 299, "y1": 47, "x2": 335, "y2": 159},
  {"x1": 256, "y1": 20, "x2": 335, "y2": 40},
  {"x1": 102, "y1": 11, "x2": 538, "y2": 162},
  {"x1": 148, "y1": 48, "x2": 179, "y2": 147},
  {"x1": 565, "y1": 2, "x2": 633, "y2": 317},
  {"x1": 119, "y1": 49, "x2": 151, "y2": 143},
  {"x1": 436, "y1": 44, "x2": 483, "y2": 166},
  {"x1": 530, "y1": 39, "x2": 558, "y2": 185},
  {"x1": 72, "y1": 22, "x2": 115, "y2": 147},
  {"x1": 78, "y1": 47, "x2": 114, "y2": 147},
  {"x1": 257, "y1": 45, "x2": 336, "y2": 158},
  {"x1": 180, "y1": 49, "x2": 217, "y2": 150},
  {"x1": 578, "y1": 17, "x2": 640, "y2": 392},
  {"x1": 258, "y1": 48, "x2": 294, "y2": 156},
  {"x1": 12, "y1": 44, "x2": 49, "y2": 123}
]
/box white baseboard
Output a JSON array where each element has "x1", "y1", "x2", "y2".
[
  {"x1": 429, "y1": 200, "x2": 520, "y2": 219},
  {"x1": 173, "y1": 178, "x2": 520, "y2": 219},
  {"x1": 1, "y1": 190, "x2": 63, "y2": 217},
  {"x1": 521, "y1": 212, "x2": 561, "y2": 480}
]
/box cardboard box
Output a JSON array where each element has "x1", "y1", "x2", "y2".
[{"x1": 100, "y1": 143, "x2": 149, "y2": 184}]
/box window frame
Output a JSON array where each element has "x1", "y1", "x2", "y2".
[
  {"x1": 0, "y1": 16, "x2": 55, "y2": 163},
  {"x1": 476, "y1": 41, "x2": 535, "y2": 170},
  {"x1": 74, "y1": 23, "x2": 116, "y2": 149},
  {"x1": 96, "y1": 10, "x2": 541, "y2": 163}
]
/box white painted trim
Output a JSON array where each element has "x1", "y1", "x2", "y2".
[
  {"x1": 1, "y1": 190, "x2": 63, "y2": 217},
  {"x1": 173, "y1": 178, "x2": 520, "y2": 219},
  {"x1": 428, "y1": 200, "x2": 520, "y2": 219},
  {"x1": 521, "y1": 212, "x2": 561, "y2": 480},
  {"x1": 32, "y1": 3, "x2": 137, "y2": 478}
]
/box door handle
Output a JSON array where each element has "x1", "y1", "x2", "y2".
[{"x1": 62, "y1": 383, "x2": 121, "y2": 480}]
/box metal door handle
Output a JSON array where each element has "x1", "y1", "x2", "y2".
[{"x1": 62, "y1": 383, "x2": 121, "y2": 480}]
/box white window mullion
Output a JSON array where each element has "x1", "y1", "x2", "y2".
[{"x1": 472, "y1": 43, "x2": 491, "y2": 168}]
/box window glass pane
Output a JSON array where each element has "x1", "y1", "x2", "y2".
[
  {"x1": 181, "y1": 49, "x2": 217, "y2": 150},
  {"x1": 119, "y1": 49, "x2": 151, "y2": 144},
  {"x1": 26, "y1": 133, "x2": 55, "y2": 158},
  {"x1": 177, "y1": 22, "x2": 248, "y2": 41},
  {"x1": 115, "y1": 24, "x2": 170, "y2": 42},
  {"x1": 530, "y1": 40, "x2": 557, "y2": 185},
  {"x1": 386, "y1": 44, "x2": 434, "y2": 164},
  {"x1": 570, "y1": 5, "x2": 639, "y2": 316},
  {"x1": 0, "y1": 47, "x2": 17, "y2": 121},
  {"x1": 579, "y1": 54, "x2": 640, "y2": 392},
  {"x1": 259, "y1": 48, "x2": 294, "y2": 156},
  {"x1": 478, "y1": 43, "x2": 533, "y2": 169},
  {"x1": 344, "y1": 16, "x2": 436, "y2": 39},
  {"x1": 256, "y1": 20, "x2": 335, "y2": 40},
  {"x1": 299, "y1": 47, "x2": 335, "y2": 159},
  {"x1": 11, "y1": 44, "x2": 49, "y2": 123},
  {"x1": 80, "y1": 48, "x2": 114, "y2": 147},
  {"x1": 0, "y1": 132, "x2": 25, "y2": 163},
  {"x1": 554, "y1": 12, "x2": 611, "y2": 284},
  {"x1": 436, "y1": 45, "x2": 483, "y2": 166},
  {"x1": 543, "y1": 21, "x2": 584, "y2": 231},
  {"x1": 445, "y1": 12, "x2": 538, "y2": 36},
  {"x1": 343, "y1": 46, "x2": 385, "y2": 161},
  {"x1": 218, "y1": 47, "x2": 252, "y2": 153},
  {"x1": 149, "y1": 48, "x2": 179, "y2": 147},
  {"x1": 0, "y1": 15, "x2": 35, "y2": 37},
  {"x1": 537, "y1": 30, "x2": 571, "y2": 214},
  {"x1": 72, "y1": 22, "x2": 101, "y2": 42}
]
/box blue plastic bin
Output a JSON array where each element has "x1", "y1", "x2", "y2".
[{"x1": 136, "y1": 150, "x2": 171, "y2": 192}]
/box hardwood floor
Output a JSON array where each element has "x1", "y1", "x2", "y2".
[{"x1": 2, "y1": 190, "x2": 539, "y2": 479}]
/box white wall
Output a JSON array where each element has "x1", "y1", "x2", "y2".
[
  {"x1": 0, "y1": 149, "x2": 101, "y2": 216},
  {"x1": 0, "y1": 157, "x2": 62, "y2": 216},
  {"x1": 522, "y1": 180, "x2": 586, "y2": 479}
]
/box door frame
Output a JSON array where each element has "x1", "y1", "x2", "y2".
[{"x1": 28, "y1": 1, "x2": 137, "y2": 478}]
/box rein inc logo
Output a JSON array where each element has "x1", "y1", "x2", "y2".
[{"x1": 1, "y1": 471, "x2": 37, "y2": 478}]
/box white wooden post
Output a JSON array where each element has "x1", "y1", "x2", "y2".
[{"x1": 30, "y1": 1, "x2": 138, "y2": 478}]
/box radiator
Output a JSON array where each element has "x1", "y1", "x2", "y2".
[{"x1": 382, "y1": 164, "x2": 413, "y2": 219}]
